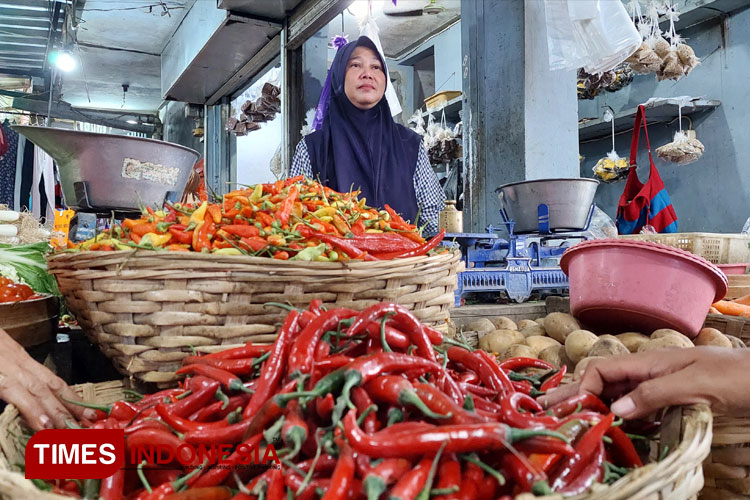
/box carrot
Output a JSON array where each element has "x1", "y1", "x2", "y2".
[
  {"x1": 713, "y1": 300, "x2": 750, "y2": 317},
  {"x1": 709, "y1": 306, "x2": 720, "y2": 314},
  {"x1": 733, "y1": 294, "x2": 750, "y2": 306}
]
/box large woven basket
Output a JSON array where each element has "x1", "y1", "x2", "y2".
[
  {"x1": 47, "y1": 249, "x2": 461, "y2": 384},
  {"x1": 0, "y1": 379, "x2": 712, "y2": 500},
  {"x1": 0, "y1": 380, "x2": 125, "y2": 500},
  {"x1": 701, "y1": 415, "x2": 750, "y2": 499}
]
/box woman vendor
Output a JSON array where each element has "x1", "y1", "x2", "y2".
[{"x1": 290, "y1": 35, "x2": 445, "y2": 234}]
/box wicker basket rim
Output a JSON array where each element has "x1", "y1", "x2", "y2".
[{"x1": 47, "y1": 248, "x2": 461, "y2": 269}]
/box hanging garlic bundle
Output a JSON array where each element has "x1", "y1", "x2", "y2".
[
  {"x1": 655, "y1": 101, "x2": 705, "y2": 164},
  {"x1": 593, "y1": 109, "x2": 630, "y2": 183}
]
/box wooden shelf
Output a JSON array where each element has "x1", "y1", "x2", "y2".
[
  {"x1": 663, "y1": 0, "x2": 750, "y2": 30},
  {"x1": 578, "y1": 97, "x2": 721, "y2": 142}
]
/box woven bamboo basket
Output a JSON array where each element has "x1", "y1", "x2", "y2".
[
  {"x1": 700, "y1": 415, "x2": 750, "y2": 500},
  {"x1": 0, "y1": 378, "x2": 712, "y2": 500},
  {"x1": 47, "y1": 249, "x2": 461, "y2": 384},
  {"x1": 0, "y1": 380, "x2": 125, "y2": 500}
]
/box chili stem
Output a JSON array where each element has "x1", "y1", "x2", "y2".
[
  {"x1": 263, "y1": 302, "x2": 299, "y2": 312},
  {"x1": 380, "y1": 313, "x2": 395, "y2": 353},
  {"x1": 356, "y1": 405, "x2": 378, "y2": 427},
  {"x1": 443, "y1": 336, "x2": 474, "y2": 352},
  {"x1": 297, "y1": 440, "x2": 322, "y2": 496},
  {"x1": 461, "y1": 453, "x2": 506, "y2": 486},
  {"x1": 137, "y1": 460, "x2": 151, "y2": 493}
]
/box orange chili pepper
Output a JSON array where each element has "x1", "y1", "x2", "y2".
[
  {"x1": 207, "y1": 204, "x2": 222, "y2": 223},
  {"x1": 255, "y1": 212, "x2": 274, "y2": 227},
  {"x1": 273, "y1": 251, "x2": 290, "y2": 260},
  {"x1": 167, "y1": 244, "x2": 191, "y2": 252}
]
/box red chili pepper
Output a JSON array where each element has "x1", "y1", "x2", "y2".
[
  {"x1": 297, "y1": 226, "x2": 376, "y2": 260},
  {"x1": 276, "y1": 185, "x2": 299, "y2": 226},
  {"x1": 314, "y1": 341, "x2": 332, "y2": 361},
  {"x1": 124, "y1": 419, "x2": 174, "y2": 435},
  {"x1": 284, "y1": 474, "x2": 331, "y2": 500},
  {"x1": 343, "y1": 410, "x2": 571, "y2": 458},
  {"x1": 243, "y1": 310, "x2": 300, "y2": 419},
  {"x1": 189, "y1": 432, "x2": 262, "y2": 488},
  {"x1": 183, "y1": 419, "x2": 252, "y2": 446},
  {"x1": 316, "y1": 393, "x2": 336, "y2": 420},
  {"x1": 475, "y1": 350, "x2": 515, "y2": 394},
  {"x1": 348, "y1": 232, "x2": 420, "y2": 254},
  {"x1": 165, "y1": 377, "x2": 221, "y2": 418},
  {"x1": 62, "y1": 399, "x2": 138, "y2": 421},
  {"x1": 540, "y1": 366, "x2": 567, "y2": 392},
  {"x1": 154, "y1": 403, "x2": 232, "y2": 433},
  {"x1": 351, "y1": 386, "x2": 380, "y2": 434},
  {"x1": 351, "y1": 219, "x2": 366, "y2": 235},
  {"x1": 549, "y1": 413, "x2": 614, "y2": 491},
  {"x1": 379, "y1": 421, "x2": 435, "y2": 434},
  {"x1": 286, "y1": 309, "x2": 358, "y2": 377},
  {"x1": 359, "y1": 457, "x2": 411, "y2": 500},
  {"x1": 456, "y1": 463, "x2": 481, "y2": 500},
  {"x1": 255, "y1": 211, "x2": 275, "y2": 227},
  {"x1": 347, "y1": 303, "x2": 436, "y2": 362},
  {"x1": 372, "y1": 229, "x2": 445, "y2": 259},
  {"x1": 558, "y1": 441, "x2": 605, "y2": 496},
  {"x1": 133, "y1": 465, "x2": 204, "y2": 500},
  {"x1": 284, "y1": 175, "x2": 304, "y2": 187},
  {"x1": 433, "y1": 458, "x2": 462, "y2": 500},
  {"x1": 240, "y1": 236, "x2": 268, "y2": 252},
  {"x1": 448, "y1": 347, "x2": 511, "y2": 393},
  {"x1": 167, "y1": 225, "x2": 194, "y2": 245},
  {"x1": 282, "y1": 400, "x2": 308, "y2": 457},
  {"x1": 339, "y1": 353, "x2": 442, "y2": 409},
  {"x1": 412, "y1": 382, "x2": 487, "y2": 425},
  {"x1": 99, "y1": 469, "x2": 125, "y2": 500},
  {"x1": 363, "y1": 322, "x2": 411, "y2": 350},
  {"x1": 365, "y1": 376, "x2": 450, "y2": 421},
  {"x1": 161, "y1": 487, "x2": 232, "y2": 500},
  {"x1": 180, "y1": 356, "x2": 264, "y2": 376},
  {"x1": 499, "y1": 392, "x2": 559, "y2": 429},
  {"x1": 499, "y1": 357, "x2": 555, "y2": 372},
  {"x1": 126, "y1": 428, "x2": 192, "y2": 466},
  {"x1": 322, "y1": 438, "x2": 355, "y2": 500},
  {"x1": 221, "y1": 225, "x2": 260, "y2": 238},
  {"x1": 389, "y1": 458, "x2": 431, "y2": 500},
  {"x1": 606, "y1": 425, "x2": 643, "y2": 468},
  {"x1": 546, "y1": 393, "x2": 610, "y2": 418},
  {"x1": 176, "y1": 364, "x2": 251, "y2": 393},
  {"x1": 264, "y1": 468, "x2": 285, "y2": 500},
  {"x1": 192, "y1": 392, "x2": 252, "y2": 422},
  {"x1": 458, "y1": 371, "x2": 479, "y2": 385},
  {"x1": 458, "y1": 382, "x2": 496, "y2": 399},
  {"x1": 242, "y1": 379, "x2": 298, "y2": 441},
  {"x1": 200, "y1": 343, "x2": 272, "y2": 361}
]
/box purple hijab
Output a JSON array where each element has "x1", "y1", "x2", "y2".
[{"x1": 304, "y1": 36, "x2": 422, "y2": 223}]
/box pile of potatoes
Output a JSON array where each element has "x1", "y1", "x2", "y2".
[{"x1": 465, "y1": 312, "x2": 743, "y2": 379}]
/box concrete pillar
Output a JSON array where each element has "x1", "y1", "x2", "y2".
[{"x1": 461, "y1": 0, "x2": 579, "y2": 232}]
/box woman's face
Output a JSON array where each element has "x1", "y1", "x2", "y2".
[{"x1": 344, "y1": 46, "x2": 386, "y2": 110}]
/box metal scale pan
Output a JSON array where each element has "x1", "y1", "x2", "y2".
[{"x1": 13, "y1": 126, "x2": 200, "y2": 212}]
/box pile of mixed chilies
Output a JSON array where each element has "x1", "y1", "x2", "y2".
[
  {"x1": 67, "y1": 178, "x2": 446, "y2": 262},
  {"x1": 34, "y1": 302, "x2": 644, "y2": 499}
]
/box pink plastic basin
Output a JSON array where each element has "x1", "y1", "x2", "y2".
[
  {"x1": 718, "y1": 263, "x2": 750, "y2": 275},
  {"x1": 560, "y1": 239, "x2": 728, "y2": 338}
]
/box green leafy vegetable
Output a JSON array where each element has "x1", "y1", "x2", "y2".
[{"x1": 0, "y1": 242, "x2": 60, "y2": 296}]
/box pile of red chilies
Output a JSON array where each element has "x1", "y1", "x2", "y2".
[{"x1": 61, "y1": 301, "x2": 643, "y2": 500}]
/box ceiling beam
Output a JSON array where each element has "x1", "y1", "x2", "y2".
[
  {"x1": 287, "y1": 0, "x2": 352, "y2": 50},
  {"x1": 0, "y1": 15, "x2": 49, "y2": 28},
  {"x1": 11, "y1": 95, "x2": 156, "y2": 134},
  {"x1": 205, "y1": 33, "x2": 280, "y2": 106},
  {"x1": 0, "y1": 7, "x2": 50, "y2": 19},
  {"x1": 0, "y1": 67, "x2": 44, "y2": 77},
  {"x1": 1, "y1": 0, "x2": 70, "y2": 10}
]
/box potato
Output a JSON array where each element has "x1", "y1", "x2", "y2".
[
  {"x1": 520, "y1": 324, "x2": 547, "y2": 338},
  {"x1": 518, "y1": 319, "x2": 539, "y2": 331},
  {"x1": 500, "y1": 344, "x2": 537, "y2": 360},
  {"x1": 730, "y1": 336, "x2": 747, "y2": 349},
  {"x1": 478, "y1": 329, "x2": 525, "y2": 353},
  {"x1": 651, "y1": 330, "x2": 693, "y2": 348},
  {"x1": 617, "y1": 332, "x2": 651, "y2": 353},
  {"x1": 534, "y1": 318, "x2": 546, "y2": 327},
  {"x1": 638, "y1": 336, "x2": 689, "y2": 352},
  {"x1": 651, "y1": 328, "x2": 685, "y2": 339},
  {"x1": 588, "y1": 337, "x2": 629, "y2": 358},
  {"x1": 525, "y1": 336, "x2": 561, "y2": 356},
  {"x1": 694, "y1": 328, "x2": 733, "y2": 348},
  {"x1": 564, "y1": 330, "x2": 598, "y2": 364},
  {"x1": 490, "y1": 316, "x2": 518, "y2": 330},
  {"x1": 544, "y1": 313, "x2": 581, "y2": 343},
  {"x1": 538, "y1": 345, "x2": 574, "y2": 371},
  {"x1": 574, "y1": 356, "x2": 604, "y2": 379},
  {"x1": 463, "y1": 318, "x2": 496, "y2": 333}
]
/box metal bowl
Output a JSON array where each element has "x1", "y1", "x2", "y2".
[
  {"x1": 13, "y1": 126, "x2": 200, "y2": 211},
  {"x1": 495, "y1": 178, "x2": 599, "y2": 233},
  {"x1": 0, "y1": 294, "x2": 59, "y2": 348}
]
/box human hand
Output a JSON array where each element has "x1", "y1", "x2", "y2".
[
  {"x1": 538, "y1": 346, "x2": 750, "y2": 419},
  {"x1": 0, "y1": 329, "x2": 97, "y2": 430}
]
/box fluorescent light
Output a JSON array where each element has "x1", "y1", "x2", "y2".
[
  {"x1": 51, "y1": 50, "x2": 76, "y2": 72},
  {"x1": 348, "y1": 0, "x2": 370, "y2": 20},
  {"x1": 126, "y1": 119, "x2": 138, "y2": 124}
]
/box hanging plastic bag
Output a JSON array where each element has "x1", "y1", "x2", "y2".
[
  {"x1": 544, "y1": 0, "x2": 641, "y2": 74},
  {"x1": 359, "y1": 6, "x2": 403, "y2": 117},
  {"x1": 585, "y1": 206, "x2": 618, "y2": 239}
]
